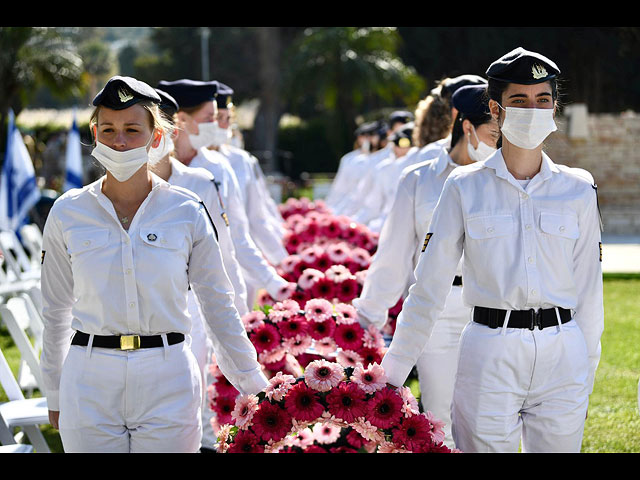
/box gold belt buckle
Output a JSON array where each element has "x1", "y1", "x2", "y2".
[{"x1": 120, "y1": 335, "x2": 141, "y2": 350}]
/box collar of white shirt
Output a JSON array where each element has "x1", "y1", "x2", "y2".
[{"x1": 482, "y1": 149, "x2": 560, "y2": 184}]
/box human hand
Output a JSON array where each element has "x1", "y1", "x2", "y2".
[{"x1": 48, "y1": 410, "x2": 60, "y2": 429}]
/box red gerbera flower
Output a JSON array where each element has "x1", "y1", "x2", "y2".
[
  {"x1": 368, "y1": 387, "x2": 404, "y2": 429},
  {"x1": 249, "y1": 323, "x2": 281, "y2": 353},
  {"x1": 334, "y1": 277, "x2": 359, "y2": 303},
  {"x1": 251, "y1": 401, "x2": 293, "y2": 443},
  {"x1": 284, "y1": 381, "x2": 326, "y2": 422},
  {"x1": 308, "y1": 317, "x2": 336, "y2": 340},
  {"x1": 311, "y1": 277, "x2": 337, "y2": 300},
  {"x1": 227, "y1": 429, "x2": 265, "y2": 453},
  {"x1": 356, "y1": 346, "x2": 383, "y2": 367},
  {"x1": 289, "y1": 288, "x2": 310, "y2": 308},
  {"x1": 303, "y1": 445, "x2": 328, "y2": 453},
  {"x1": 392, "y1": 413, "x2": 433, "y2": 452},
  {"x1": 277, "y1": 314, "x2": 309, "y2": 339},
  {"x1": 210, "y1": 395, "x2": 236, "y2": 425},
  {"x1": 334, "y1": 322, "x2": 364, "y2": 351},
  {"x1": 284, "y1": 232, "x2": 303, "y2": 254},
  {"x1": 346, "y1": 429, "x2": 368, "y2": 449},
  {"x1": 313, "y1": 253, "x2": 333, "y2": 271},
  {"x1": 326, "y1": 382, "x2": 368, "y2": 423}
]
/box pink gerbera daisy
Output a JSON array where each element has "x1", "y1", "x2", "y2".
[
  {"x1": 249, "y1": 323, "x2": 281, "y2": 354},
  {"x1": 231, "y1": 394, "x2": 260, "y2": 430},
  {"x1": 326, "y1": 382, "x2": 368, "y2": 423},
  {"x1": 227, "y1": 429, "x2": 265, "y2": 453},
  {"x1": 326, "y1": 242, "x2": 350, "y2": 264},
  {"x1": 251, "y1": 402, "x2": 293, "y2": 443},
  {"x1": 424, "y1": 410, "x2": 446, "y2": 445},
  {"x1": 362, "y1": 324, "x2": 385, "y2": 349},
  {"x1": 334, "y1": 303, "x2": 358, "y2": 324},
  {"x1": 334, "y1": 322, "x2": 364, "y2": 351},
  {"x1": 297, "y1": 268, "x2": 325, "y2": 290},
  {"x1": 336, "y1": 349, "x2": 363, "y2": 368},
  {"x1": 280, "y1": 254, "x2": 302, "y2": 274},
  {"x1": 264, "y1": 371, "x2": 297, "y2": 402},
  {"x1": 284, "y1": 381, "x2": 326, "y2": 422},
  {"x1": 368, "y1": 387, "x2": 404, "y2": 429},
  {"x1": 241, "y1": 310, "x2": 266, "y2": 333},
  {"x1": 351, "y1": 363, "x2": 388, "y2": 394},
  {"x1": 392, "y1": 413, "x2": 433, "y2": 452},
  {"x1": 312, "y1": 336, "x2": 338, "y2": 356},
  {"x1": 313, "y1": 423, "x2": 342, "y2": 445},
  {"x1": 304, "y1": 359, "x2": 345, "y2": 392},
  {"x1": 398, "y1": 386, "x2": 420, "y2": 417},
  {"x1": 282, "y1": 334, "x2": 313, "y2": 356},
  {"x1": 310, "y1": 277, "x2": 337, "y2": 300},
  {"x1": 324, "y1": 264, "x2": 353, "y2": 282},
  {"x1": 304, "y1": 298, "x2": 334, "y2": 322}
]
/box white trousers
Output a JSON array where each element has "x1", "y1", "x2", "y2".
[
  {"x1": 451, "y1": 317, "x2": 590, "y2": 453},
  {"x1": 59, "y1": 338, "x2": 203, "y2": 453},
  {"x1": 414, "y1": 285, "x2": 469, "y2": 448}
]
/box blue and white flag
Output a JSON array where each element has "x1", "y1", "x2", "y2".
[
  {"x1": 63, "y1": 108, "x2": 83, "y2": 192},
  {"x1": 0, "y1": 109, "x2": 41, "y2": 232}
]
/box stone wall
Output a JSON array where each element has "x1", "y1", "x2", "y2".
[{"x1": 544, "y1": 107, "x2": 640, "y2": 236}]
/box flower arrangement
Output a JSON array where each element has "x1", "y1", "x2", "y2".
[{"x1": 216, "y1": 360, "x2": 458, "y2": 453}]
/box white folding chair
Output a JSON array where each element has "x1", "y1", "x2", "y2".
[
  {"x1": 0, "y1": 347, "x2": 50, "y2": 452},
  {"x1": 18, "y1": 224, "x2": 43, "y2": 271},
  {"x1": 0, "y1": 296, "x2": 45, "y2": 395},
  {"x1": 0, "y1": 230, "x2": 40, "y2": 283},
  {"x1": 0, "y1": 443, "x2": 34, "y2": 453}
]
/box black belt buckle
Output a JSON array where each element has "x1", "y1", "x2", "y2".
[{"x1": 529, "y1": 308, "x2": 542, "y2": 330}]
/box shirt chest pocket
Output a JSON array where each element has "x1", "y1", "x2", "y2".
[
  {"x1": 539, "y1": 212, "x2": 579, "y2": 240},
  {"x1": 139, "y1": 228, "x2": 186, "y2": 251},
  {"x1": 466, "y1": 214, "x2": 514, "y2": 240},
  {"x1": 67, "y1": 228, "x2": 110, "y2": 255}
]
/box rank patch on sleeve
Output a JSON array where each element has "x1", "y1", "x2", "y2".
[
  {"x1": 599, "y1": 242, "x2": 602, "y2": 262},
  {"x1": 422, "y1": 233, "x2": 433, "y2": 252},
  {"x1": 41, "y1": 250, "x2": 46, "y2": 264}
]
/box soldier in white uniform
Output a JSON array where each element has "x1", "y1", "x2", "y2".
[
  {"x1": 157, "y1": 79, "x2": 293, "y2": 309},
  {"x1": 39, "y1": 76, "x2": 268, "y2": 453},
  {"x1": 380, "y1": 48, "x2": 604, "y2": 453},
  {"x1": 354, "y1": 84, "x2": 500, "y2": 446}
]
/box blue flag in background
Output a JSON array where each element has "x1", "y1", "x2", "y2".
[
  {"x1": 63, "y1": 108, "x2": 83, "y2": 192},
  {"x1": 0, "y1": 109, "x2": 41, "y2": 232}
]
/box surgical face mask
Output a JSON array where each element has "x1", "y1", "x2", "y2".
[
  {"x1": 91, "y1": 133, "x2": 154, "y2": 182},
  {"x1": 188, "y1": 121, "x2": 229, "y2": 149},
  {"x1": 148, "y1": 134, "x2": 174, "y2": 165},
  {"x1": 467, "y1": 125, "x2": 497, "y2": 162},
  {"x1": 210, "y1": 123, "x2": 232, "y2": 146},
  {"x1": 498, "y1": 104, "x2": 557, "y2": 150},
  {"x1": 361, "y1": 139, "x2": 371, "y2": 153}
]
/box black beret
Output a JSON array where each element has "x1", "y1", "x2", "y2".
[
  {"x1": 486, "y1": 47, "x2": 560, "y2": 85},
  {"x1": 154, "y1": 89, "x2": 179, "y2": 118},
  {"x1": 156, "y1": 79, "x2": 218, "y2": 109},
  {"x1": 451, "y1": 84, "x2": 490, "y2": 120},
  {"x1": 441, "y1": 74, "x2": 488, "y2": 98},
  {"x1": 355, "y1": 121, "x2": 378, "y2": 135},
  {"x1": 215, "y1": 82, "x2": 234, "y2": 108},
  {"x1": 389, "y1": 110, "x2": 414, "y2": 125},
  {"x1": 92, "y1": 76, "x2": 160, "y2": 110},
  {"x1": 388, "y1": 122, "x2": 414, "y2": 148}
]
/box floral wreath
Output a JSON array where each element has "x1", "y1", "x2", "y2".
[{"x1": 216, "y1": 360, "x2": 459, "y2": 453}]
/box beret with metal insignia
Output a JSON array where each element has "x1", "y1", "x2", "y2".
[
  {"x1": 486, "y1": 47, "x2": 560, "y2": 85},
  {"x1": 354, "y1": 120, "x2": 379, "y2": 136},
  {"x1": 214, "y1": 82, "x2": 234, "y2": 108},
  {"x1": 389, "y1": 110, "x2": 414, "y2": 127},
  {"x1": 156, "y1": 79, "x2": 218, "y2": 109},
  {"x1": 451, "y1": 84, "x2": 491, "y2": 120},
  {"x1": 92, "y1": 76, "x2": 161, "y2": 110},
  {"x1": 388, "y1": 122, "x2": 414, "y2": 148},
  {"x1": 154, "y1": 89, "x2": 179, "y2": 118}
]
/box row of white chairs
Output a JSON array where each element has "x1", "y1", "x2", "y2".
[{"x1": 1, "y1": 226, "x2": 51, "y2": 453}]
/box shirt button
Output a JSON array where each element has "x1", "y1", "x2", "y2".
[
  {"x1": 559, "y1": 226, "x2": 565, "y2": 232},
  {"x1": 521, "y1": 193, "x2": 529, "y2": 200},
  {"x1": 83, "y1": 240, "x2": 91, "y2": 246},
  {"x1": 525, "y1": 224, "x2": 532, "y2": 230},
  {"x1": 129, "y1": 302, "x2": 135, "y2": 308},
  {"x1": 125, "y1": 268, "x2": 132, "y2": 275},
  {"x1": 531, "y1": 289, "x2": 537, "y2": 296},
  {"x1": 487, "y1": 227, "x2": 495, "y2": 233},
  {"x1": 528, "y1": 256, "x2": 534, "y2": 264}
]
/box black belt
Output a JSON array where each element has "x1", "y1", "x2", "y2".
[
  {"x1": 452, "y1": 276, "x2": 463, "y2": 286},
  {"x1": 473, "y1": 306, "x2": 572, "y2": 330},
  {"x1": 71, "y1": 331, "x2": 185, "y2": 350}
]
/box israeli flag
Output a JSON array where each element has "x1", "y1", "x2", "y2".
[
  {"x1": 0, "y1": 109, "x2": 41, "y2": 232},
  {"x1": 63, "y1": 109, "x2": 83, "y2": 192}
]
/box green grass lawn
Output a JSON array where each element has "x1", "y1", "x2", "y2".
[{"x1": 1, "y1": 273, "x2": 639, "y2": 453}]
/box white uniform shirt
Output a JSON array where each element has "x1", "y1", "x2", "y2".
[
  {"x1": 188, "y1": 148, "x2": 288, "y2": 299},
  {"x1": 381, "y1": 149, "x2": 604, "y2": 394},
  {"x1": 217, "y1": 144, "x2": 288, "y2": 266},
  {"x1": 325, "y1": 148, "x2": 365, "y2": 210},
  {"x1": 167, "y1": 157, "x2": 248, "y2": 315},
  {"x1": 353, "y1": 147, "x2": 458, "y2": 328},
  {"x1": 40, "y1": 174, "x2": 268, "y2": 410}
]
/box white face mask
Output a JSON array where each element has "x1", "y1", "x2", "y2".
[
  {"x1": 467, "y1": 125, "x2": 497, "y2": 162},
  {"x1": 188, "y1": 121, "x2": 229, "y2": 149},
  {"x1": 498, "y1": 105, "x2": 557, "y2": 150},
  {"x1": 148, "y1": 134, "x2": 174, "y2": 165},
  {"x1": 91, "y1": 133, "x2": 154, "y2": 182}
]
